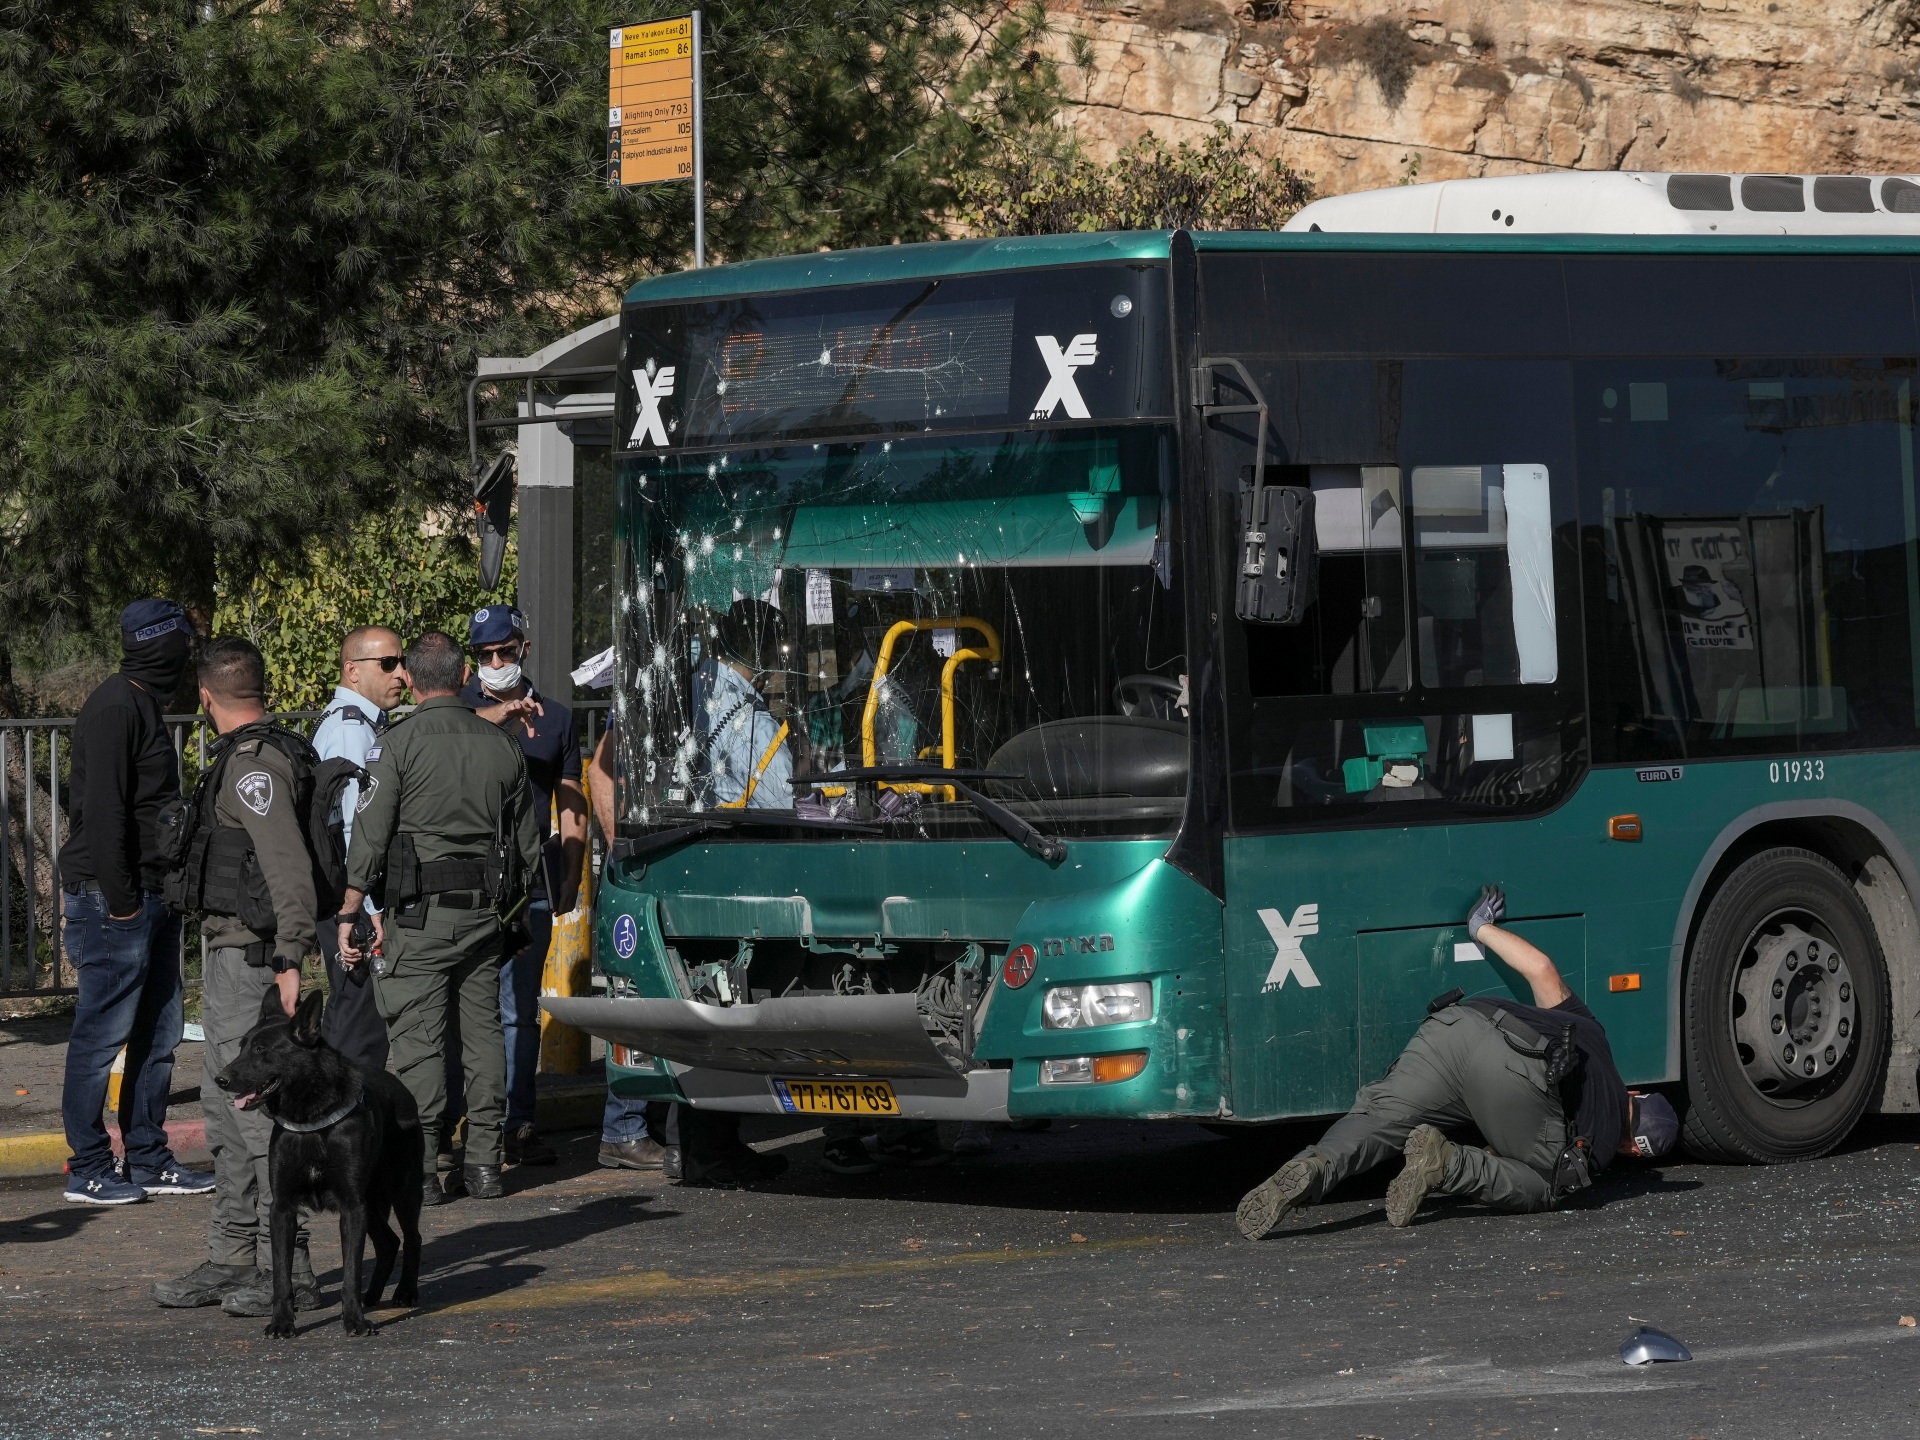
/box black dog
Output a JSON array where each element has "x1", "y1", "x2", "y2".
[{"x1": 215, "y1": 988, "x2": 424, "y2": 1336}]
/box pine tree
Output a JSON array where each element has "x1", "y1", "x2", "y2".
[{"x1": 0, "y1": 0, "x2": 1057, "y2": 659}]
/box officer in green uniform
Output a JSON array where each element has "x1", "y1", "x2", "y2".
[
  {"x1": 335, "y1": 630, "x2": 540, "y2": 1204},
  {"x1": 153, "y1": 637, "x2": 319, "y2": 1315},
  {"x1": 1235, "y1": 884, "x2": 1680, "y2": 1240}
]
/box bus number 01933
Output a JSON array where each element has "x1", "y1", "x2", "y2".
[{"x1": 1769, "y1": 759, "x2": 1826, "y2": 784}]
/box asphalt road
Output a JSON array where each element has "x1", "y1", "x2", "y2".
[{"x1": 4, "y1": 1113, "x2": 1920, "y2": 1439}]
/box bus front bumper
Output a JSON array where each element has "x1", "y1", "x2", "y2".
[
  {"x1": 674, "y1": 1063, "x2": 1009, "y2": 1119},
  {"x1": 543, "y1": 994, "x2": 1011, "y2": 1120}
]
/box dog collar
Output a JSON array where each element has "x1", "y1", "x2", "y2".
[{"x1": 274, "y1": 1096, "x2": 363, "y2": 1133}]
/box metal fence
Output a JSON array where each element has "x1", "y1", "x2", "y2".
[{"x1": 1, "y1": 699, "x2": 609, "y2": 999}]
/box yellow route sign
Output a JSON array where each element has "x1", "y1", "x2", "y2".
[{"x1": 608, "y1": 16, "x2": 697, "y2": 188}]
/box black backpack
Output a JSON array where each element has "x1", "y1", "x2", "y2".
[{"x1": 160, "y1": 719, "x2": 369, "y2": 929}]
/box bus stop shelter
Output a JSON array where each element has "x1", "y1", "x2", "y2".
[{"x1": 472, "y1": 316, "x2": 621, "y2": 702}]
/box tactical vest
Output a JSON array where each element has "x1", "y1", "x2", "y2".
[{"x1": 159, "y1": 721, "x2": 367, "y2": 929}]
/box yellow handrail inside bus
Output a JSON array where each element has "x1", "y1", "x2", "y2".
[
  {"x1": 717, "y1": 721, "x2": 790, "y2": 810},
  {"x1": 941, "y1": 644, "x2": 1000, "y2": 769},
  {"x1": 860, "y1": 618, "x2": 1002, "y2": 794}
]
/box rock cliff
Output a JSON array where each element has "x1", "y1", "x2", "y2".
[{"x1": 1048, "y1": 0, "x2": 1920, "y2": 197}]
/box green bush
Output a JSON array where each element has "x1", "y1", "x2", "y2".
[
  {"x1": 213, "y1": 506, "x2": 517, "y2": 714},
  {"x1": 957, "y1": 123, "x2": 1313, "y2": 237}
]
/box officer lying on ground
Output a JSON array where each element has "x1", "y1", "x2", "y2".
[{"x1": 1236, "y1": 885, "x2": 1680, "y2": 1240}]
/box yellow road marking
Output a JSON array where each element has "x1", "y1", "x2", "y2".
[{"x1": 440, "y1": 1234, "x2": 1188, "y2": 1315}]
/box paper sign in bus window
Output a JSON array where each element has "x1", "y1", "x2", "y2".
[
  {"x1": 1471, "y1": 712, "x2": 1515, "y2": 762},
  {"x1": 804, "y1": 568, "x2": 834, "y2": 627},
  {"x1": 1662, "y1": 523, "x2": 1754, "y2": 651},
  {"x1": 1614, "y1": 509, "x2": 1838, "y2": 738}
]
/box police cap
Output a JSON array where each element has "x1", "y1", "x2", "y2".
[
  {"x1": 468, "y1": 605, "x2": 529, "y2": 647},
  {"x1": 119, "y1": 598, "x2": 190, "y2": 648}
]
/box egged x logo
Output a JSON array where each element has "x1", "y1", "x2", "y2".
[
  {"x1": 630, "y1": 361, "x2": 678, "y2": 448},
  {"x1": 1258, "y1": 904, "x2": 1321, "y2": 993},
  {"x1": 1031, "y1": 334, "x2": 1098, "y2": 420}
]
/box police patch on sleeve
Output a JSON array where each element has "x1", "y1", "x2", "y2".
[
  {"x1": 236, "y1": 771, "x2": 274, "y2": 817},
  {"x1": 355, "y1": 776, "x2": 379, "y2": 813}
]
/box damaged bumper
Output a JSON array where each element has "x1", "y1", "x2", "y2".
[{"x1": 541, "y1": 994, "x2": 1011, "y2": 1120}]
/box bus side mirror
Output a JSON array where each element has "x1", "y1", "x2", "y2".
[{"x1": 1236, "y1": 484, "x2": 1317, "y2": 624}]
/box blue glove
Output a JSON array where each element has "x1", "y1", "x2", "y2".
[{"x1": 1467, "y1": 883, "x2": 1506, "y2": 942}]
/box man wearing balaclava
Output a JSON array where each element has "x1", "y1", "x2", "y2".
[{"x1": 57, "y1": 599, "x2": 215, "y2": 1205}]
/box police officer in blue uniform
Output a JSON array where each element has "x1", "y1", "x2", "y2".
[{"x1": 310, "y1": 625, "x2": 409, "y2": 1075}]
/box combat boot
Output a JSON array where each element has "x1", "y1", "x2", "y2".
[
  {"x1": 221, "y1": 1256, "x2": 323, "y2": 1317},
  {"x1": 152, "y1": 1261, "x2": 255, "y2": 1308},
  {"x1": 463, "y1": 1163, "x2": 504, "y2": 1199},
  {"x1": 1385, "y1": 1124, "x2": 1456, "y2": 1227},
  {"x1": 1235, "y1": 1153, "x2": 1327, "y2": 1241}
]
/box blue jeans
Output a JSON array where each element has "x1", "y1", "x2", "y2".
[
  {"x1": 60, "y1": 889, "x2": 184, "y2": 1179},
  {"x1": 446, "y1": 903, "x2": 551, "y2": 1134},
  {"x1": 500, "y1": 904, "x2": 551, "y2": 1129},
  {"x1": 602, "y1": 1090, "x2": 653, "y2": 1144}
]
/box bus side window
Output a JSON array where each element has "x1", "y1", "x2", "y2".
[{"x1": 1579, "y1": 358, "x2": 1920, "y2": 761}]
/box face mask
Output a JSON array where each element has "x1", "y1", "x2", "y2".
[
  {"x1": 478, "y1": 661, "x2": 523, "y2": 693},
  {"x1": 120, "y1": 629, "x2": 193, "y2": 699}
]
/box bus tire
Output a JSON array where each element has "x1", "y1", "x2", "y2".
[{"x1": 1681, "y1": 847, "x2": 1890, "y2": 1164}]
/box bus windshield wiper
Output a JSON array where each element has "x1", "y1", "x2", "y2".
[
  {"x1": 617, "y1": 810, "x2": 880, "y2": 864},
  {"x1": 797, "y1": 765, "x2": 1022, "y2": 786},
  {"x1": 794, "y1": 766, "x2": 1067, "y2": 865}
]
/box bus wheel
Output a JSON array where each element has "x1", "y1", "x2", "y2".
[{"x1": 1681, "y1": 847, "x2": 1890, "y2": 1163}]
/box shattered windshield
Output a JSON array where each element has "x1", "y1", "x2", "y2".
[
  {"x1": 619, "y1": 264, "x2": 1170, "y2": 447},
  {"x1": 613, "y1": 426, "x2": 1189, "y2": 840}
]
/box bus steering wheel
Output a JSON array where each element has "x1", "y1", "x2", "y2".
[{"x1": 1114, "y1": 674, "x2": 1184, "y2": 719}]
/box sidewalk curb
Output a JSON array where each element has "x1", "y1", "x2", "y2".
[
  {"x1": 0, "y1": 1086, "x2": 605, "y2": 1180},
  {"x1": 0, "y1": 1119, "x2": 209, "y2": 1181}
]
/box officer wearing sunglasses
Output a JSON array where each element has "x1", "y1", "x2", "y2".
[{"x1": 310, "y1": 626, "x2": 409, "y2": 1073}]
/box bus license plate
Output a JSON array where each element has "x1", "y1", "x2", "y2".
[{"x1": 771, "y1": 1078, "x2": 899, "y2": 1116}]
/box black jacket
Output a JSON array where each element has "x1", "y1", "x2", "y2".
[{"x1": 59, "y1": 675, "x2": 179, "y2": 915}]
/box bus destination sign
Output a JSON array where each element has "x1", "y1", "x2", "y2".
[{"x1": 608, "y1": 17, "x2": 695, "y2": 187}]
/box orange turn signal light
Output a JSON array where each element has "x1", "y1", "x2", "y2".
[
  {"x1": 1091, "y1": 1051, "x2": 1150, "y2": 1084},
  {"x1": 1608, "y1": 814, "x2": 1643, "y2": 841},
  {"x1": 1609, "y1": 973, "x2": 1642, "y2": 993}
]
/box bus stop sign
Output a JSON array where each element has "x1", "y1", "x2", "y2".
[{"x1": 608, "y1": 18, "x2": 695, "y2": 187}]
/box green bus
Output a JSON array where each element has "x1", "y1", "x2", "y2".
[{"x1": 554, "y1": 171, "x2": 1920, "y2": 1165}]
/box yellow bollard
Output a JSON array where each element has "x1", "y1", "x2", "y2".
[
  {"x1": 105, "y1": 1045, "x2": 127, "y2": 1111},
  {"x1": 538, "y1": 790, "x2": 594, "y2": 1075}
]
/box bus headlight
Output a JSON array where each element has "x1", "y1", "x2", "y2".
[{"x1": 1041, "y1": 982, "x2": 1153, "y2": 1029}]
